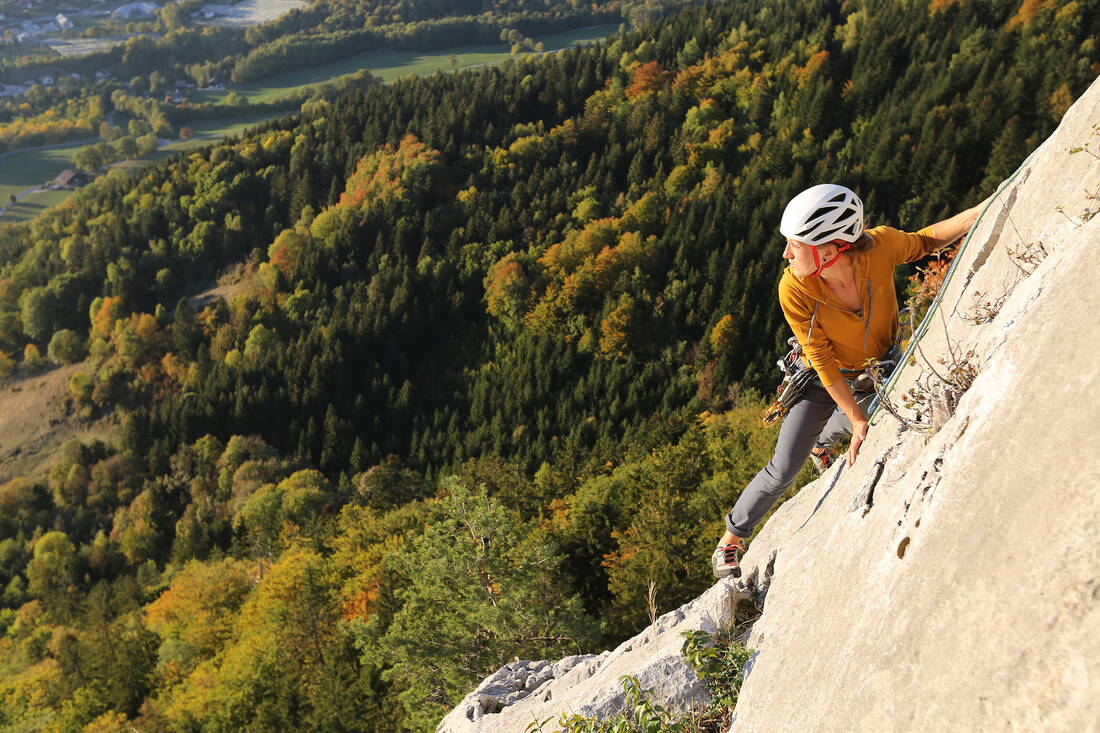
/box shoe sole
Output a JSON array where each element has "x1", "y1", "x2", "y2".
[{"x1": 712, "y1": 564, "x2": 742, "y2": 580}]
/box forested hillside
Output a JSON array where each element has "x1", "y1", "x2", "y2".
[
  {"x1": 2, "y1": 0, "x2": 666, "y2": 158},
  {"x1": 0, "y1": 0, "x2": 1097, "y2": 729}
]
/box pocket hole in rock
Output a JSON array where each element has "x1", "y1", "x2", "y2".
[
  {"x1": 915, "y1": 519, "x2": 921, "y2": 528},
  {"x1": 897, "y1": 537, "x2": 911, "y2": 559}
]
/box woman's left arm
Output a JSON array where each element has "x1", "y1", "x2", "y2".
[{"x1": 922, "y1": 194, "x2": 995, "y2": 250}]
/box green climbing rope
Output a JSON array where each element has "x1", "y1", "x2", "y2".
[{"x1": 869, "y1": 145, "x2": 1042, "y2": 425}]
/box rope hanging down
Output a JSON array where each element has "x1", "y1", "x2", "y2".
[{"x1": 868, "y1": 146, "x2": 1041, "y2": 425}]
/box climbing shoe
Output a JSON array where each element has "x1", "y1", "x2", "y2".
[
  {"x1": 712, "y1": 543, "x2": 744, "y2": 579},
  {"x1": 810, "y1": 444, "x2": 834, "y2": 474}
]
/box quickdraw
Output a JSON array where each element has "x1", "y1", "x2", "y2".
[{"x1": 762, "y1": 337, "x2": 816, "y2": 427}]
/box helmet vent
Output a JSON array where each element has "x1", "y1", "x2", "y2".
[{"x1": 828, "y1": 192, "x2": 847, "y2": 203}]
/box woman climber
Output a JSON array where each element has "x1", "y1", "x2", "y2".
[{"x1": 712, "y1": 184, "x2": 987, "y2": 579}]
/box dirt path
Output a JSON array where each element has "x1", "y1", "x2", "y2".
[{"x1": 0, "y1": 185, "x2": 48, "y2": 214}]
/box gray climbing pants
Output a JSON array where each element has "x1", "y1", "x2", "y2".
[{"x1": 724, "y1": 383, "x2": 877, "y2": 538}]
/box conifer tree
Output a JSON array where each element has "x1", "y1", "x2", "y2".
[{"x1": 357, "y1": 479, "x2": 595, "y2": 729}]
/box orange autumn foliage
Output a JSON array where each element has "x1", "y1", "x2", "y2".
[
  {"x1": 906, "y1": 248, "x2": 957, "y2": 314},
  {"x1": 267, "y1": 228, "x2": 310, "y2": 277},
  {"x1": 591, "y1": 231, "x2": 653, "y2": 291},
  {"x1": 338, "y1": 134, "x2": 443, "y2": 208},
  {"x1": 1006, "y1": 0, "x2": 1050, "y2": 28},
  {"x1": 340, "y1": 584, "x2": 381, "y2": 621},
  {"x1": 485, "y1": 255, "x2": 528, "y2": 322},
  {"x1": 145, "y1": 558, "x2": 254, "y2": 668},
  {"x1": 796, "y1": 50, "x2": 831, "y2": 87},
  {"x1": 598, "y1": 296, "x2": 635, "y2": 358},
  {"x1": 671, "y1": 46, "x2": 754, "y2": 98},
  {"x1": 627, "y1": 61, "x2": 670, "y2": 98},
  {"x1": 538, "y1": 218, "x2": 619, "y2": 277},
  {"x1": 929, "y1": 0, "x2": 962, "y2": 15},
  {"x1": 90, "y1": 296, "x2": 125, "y2": 341}
]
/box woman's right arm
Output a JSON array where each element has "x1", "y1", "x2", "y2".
[
  {"x1": 920, "y1": 195, "x2": 993, "y2": 250},
  {"x1": 823, "y1": 378, "x2": 869, "y2": 465}
]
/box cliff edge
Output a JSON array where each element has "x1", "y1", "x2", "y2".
[{"x1": 441, "y1": 76, "x2": 1100, "y2": 732}]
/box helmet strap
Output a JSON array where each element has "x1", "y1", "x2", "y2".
[{"x1": 811, "y1": 243, "x2": 851, "y2": 276}]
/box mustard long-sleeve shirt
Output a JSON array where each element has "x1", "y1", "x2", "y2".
[{"x1": 778, "y1": 225, "x2": 939, "y2": 387}]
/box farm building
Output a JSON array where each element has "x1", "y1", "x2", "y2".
[{"x1": 51, "y1": 170, "x2": 92, "y2": 189}]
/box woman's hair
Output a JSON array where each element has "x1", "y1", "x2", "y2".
[
  {"x1": 847, "y1": 230, "x2": 874, "y2": 253},
  {"x1": 817, "y1": 221, "x2": 872, "y2": 254}
]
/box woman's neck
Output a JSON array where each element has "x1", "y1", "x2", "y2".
[{"x1": 819, "y1": 253, "x2": 855, "y2": 288}]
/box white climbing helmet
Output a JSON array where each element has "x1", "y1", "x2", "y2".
[{"x1": 780, "y1": 184, "x2": 865, "y2": 246}]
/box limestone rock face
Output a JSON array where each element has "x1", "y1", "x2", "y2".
[
  {"x1": 442, "y1": 77, "x2": 1100, "y2": 733},
  {"x1": 437, "y1": 578, "x2": 749, "y2": 732},
  {"x1": 728, "y1": 76, "x2": 1100, "y2": 732}
]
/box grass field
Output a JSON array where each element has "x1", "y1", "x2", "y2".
[
  {"x1": 45, "y1": 35, "x2": 135, "y2": 57},
  {"x1": 1, "y1": 189, "x2": 72, "y2": 223},
  {"x1": 0, "y1": 142, "x2": 86, "y2": 201},
  {"x1": 0, "y1": 115, "x2": 282, "y2": 221},
  {"x1": 0, "y1": 361, "x2": 121, "y2": 485},
  {"x1": 200, "y1": 0, "x2": 309, "y2": 28},
  {"x1": 193, "y1": 24, "x2": 618, "y2": 104},
  {"x1": 167, "y1": 110, "x2": 288, "y2": 145}
]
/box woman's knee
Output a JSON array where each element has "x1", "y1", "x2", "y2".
[{"x1": 758, "y1": 462, "x2": 802, "y2": 495}]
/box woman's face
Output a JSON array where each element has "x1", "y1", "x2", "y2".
[
  {"x1": 783, "y1": 239, "x2": 843, "y2": 277},
  {"x1": 783, "y1": 238, "x2": 820, "y2": 278}
]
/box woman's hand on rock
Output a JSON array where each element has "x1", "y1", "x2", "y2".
[{"x1": 847, "y1": 419, "x2": 869, "y2": 466}]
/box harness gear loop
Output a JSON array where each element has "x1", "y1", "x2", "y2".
[{"x1": 762, "y1": 338, "x2": 816, "y2": 427}]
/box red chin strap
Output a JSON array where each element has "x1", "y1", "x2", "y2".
[{"x1": 810, "y1": 243, "x2": 851, "y2": 276}]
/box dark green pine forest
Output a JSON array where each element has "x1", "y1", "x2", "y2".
[{"x1": 0, "y1": 0, "x2": 1096, "y2": 729}]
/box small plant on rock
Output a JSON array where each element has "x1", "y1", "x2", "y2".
[
  {"x1": 680, "y1": 628, "x2": 753, "y2": 730},
  {"x1": 900, "y1": 348, "x2": 979, "y2": 432},
  {"x1": 1006, "y1": 240, "x2": 1048, "y2": 276},
  {"x1": 542, "y1": 625, "x2": 756, "y2": 733},
  {"x1": 552, "y1": 675, "x2": 686, "y2": 732},
  {"x1": 871, "y1": 312, "x2": 981, "y2": 435},
  {"x1": 961, "y1": 289, "x2": 1009, "y2": 325},
  {"x1": 1066, "y1": 123, "x2": 1100, "y2": 160}
]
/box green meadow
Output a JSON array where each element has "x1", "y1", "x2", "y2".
[
  {"x1": 0, "y1": 143, "x2": 88, "y2": 202},
  {"x1": 164, "y1": 112, "x2": 291, "y2": 149},
  {"x1": 193, "y1": 24, "x2": 618, "y2": 104},
  {"x1": 1, "y1": 189, "x2": 72, "y2": 223}
]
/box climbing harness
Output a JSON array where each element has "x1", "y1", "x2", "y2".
[
  {"x1": 843, "y1": 343, "x2": 900, "y2": 394},
  {"x1": 763, "y1": 338, "x2": 900, "y2": 428}
]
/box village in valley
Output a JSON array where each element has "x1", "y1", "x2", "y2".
[
  {"x1": 0, "y1": 0, "x2": 314, "y2": 220},
  {"x1": 1, "y1": 0, "x2": 304, "y2": 77}
]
